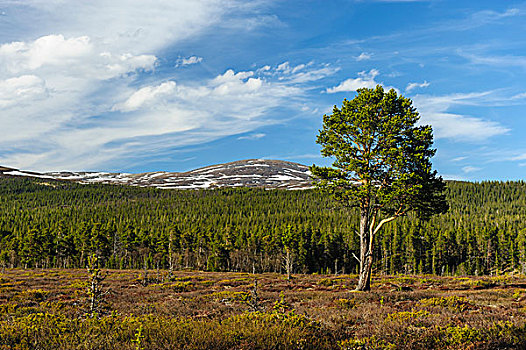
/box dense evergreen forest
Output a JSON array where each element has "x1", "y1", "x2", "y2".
[{"x1": 0, "y1": 175, "x2": 525, "y2": 276}]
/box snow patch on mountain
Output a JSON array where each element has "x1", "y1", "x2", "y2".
[{"x1": 0, "y1": 159, "x2": 314, "y2": 190}]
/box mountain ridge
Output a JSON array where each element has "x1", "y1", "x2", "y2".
[{"x1": 0, "y1": 159, "x2": 314, "y2": 190}]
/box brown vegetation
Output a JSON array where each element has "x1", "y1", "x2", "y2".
[{"x1": 1, "y1": 269, "x2": 526, "y2": 349}]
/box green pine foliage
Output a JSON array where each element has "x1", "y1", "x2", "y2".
[{"x1": 0, "y1": 175, "x2": 525, "y2": 276}]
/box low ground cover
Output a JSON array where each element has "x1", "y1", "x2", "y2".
[{"x1": 0, "y1": 269, "x2": 525, "y2": 349}]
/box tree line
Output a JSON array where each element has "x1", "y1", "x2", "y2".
[{"x1": 0, "y1": 175, "x2": 525, "y2": 276}]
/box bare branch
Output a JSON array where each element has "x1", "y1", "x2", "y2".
[
  {"x1": 352, "y1": 252, "x2": 361, "y2": 264},
  {"x1": 373, "y1": 216, "x2": 398, "y2": 236},
  {"x1": 354, "y1": 229, "x2": 362, "y2": 239}
]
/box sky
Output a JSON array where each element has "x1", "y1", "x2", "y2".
[{"x1": 0, "y1": 0, "x2": 525, "y2": 181}]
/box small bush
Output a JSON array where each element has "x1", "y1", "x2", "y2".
[
  {"x1": 317, "y1": 278, "x2": 347, "y2": 287},
  {"x1": 460, "y1": 279, "x2": 497, "y2": 289},
  {"x1": 419, "y1": 296, "x2": 472, "y2": 312},
  {"x1": 444, "y1": 325, "x2": 481, "y2": 345},
  {"x1": 209, "y1": 291, "x2": 251, "y2": 303},
  {"x1": 12, "y1": 289, "x2": 50, "y2": 303},
  {"x1": 161, "y1": 281, "x2": 193, "y2": 292},
  {"x1": 336, "y1": 298, "x2": 357, "y2": 309},
  {"x1": 385, "y1": 309, "x2": 429, "y2": 323},
  {"x1": 339, "y1": 336, "x2": 396, "y2": 350}
]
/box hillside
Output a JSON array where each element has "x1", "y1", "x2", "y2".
[{"x1": 0, "y1": 159, "x2": 313, "y2": 190}]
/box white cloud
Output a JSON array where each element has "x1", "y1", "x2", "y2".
[
  {"x1": 440, "y1": 173, "x2": 468, "y2": 181},
  {"x1": 210, "y1": 69, "x2": 263, "y2": 95},
  {"x1": 176, "y1": 55, "x2": 203, "y2": 67},
  {"x1": 113, "y1": 81, "x2": 176, "y2": 112},
  {"x1": 0, "y1": 1, "x2": 298, "y2": 171},
  {"x1": 9, "y1": 1, "x2": 232, "y2": 53},
  {"x1": 0, "y1": 1, "x2": 341, "y2": 171},
  {"x1": 326, "y1": 69, "x2": 379, "y2": 93},
  {"x1": 0, "y1": 75, "x2": 48, "y2": 107},
  {"x1": 213, "y1": 69, "x2": 254, "y2": 83},
  {"x1": 289, "y1": 66, "x2": 340, "y2": 84},
  {"x1": 372, "y1": 0, "x2": 433, "y2": 2},
  {"x1": 274, "y1": 61, "x2": 340, "y2": 83},
  {"x1": 276, "y1": 61, "x2": 292, "y2": 73},
  {"x1": 459, "y1": 51, "x2": 526, "y2": 69},
  {"x1": 0, "y1": 34, "x2": 93, "y2": 73},
  {"x1": 0, "y1": 63, "x2": 308, "y2": 171},
  {"x1": 238, "y1": 133, "x2": 266, "y2": 140},
  {"x1": 509, "y1": 153, "x2": 526, "y2": 161},
  {"x1": 355, "y1": 52, "x2": 372, "y2": 61},
  {"x1": 413, "y1": 92, "x2": 510, "y2": 142},
  {"x1": 462, "y1": 166, "x2": 481, "y2": 173},
  {"x1": 221, "y1": 14, "x2": 284, "y2": 31},
  {"x1": 470, "y1": 8, "x2": 521, "y2": 23},
  {"x1": 0, "y1": 32, "x2": 160, "y2": 152},
  {"x1": 406, "y1": 80, "x2": 430, "y2": 92},
  {"x1": 511, "y1": 92, "x2": 526, "y2": 100},
  {"x1": 99, "y1": 52, "x2": 157, "y2": 79}
]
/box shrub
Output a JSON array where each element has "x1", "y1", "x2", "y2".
[
  {"x1": 12, "y1": 289, "x2": 50, "y2": 303},
  {"x1": 385, "y1": 309, "x2": 429, "y2": 323},
  {"x1": 336, "y1": 298, "x2": 357, "y2": 309},
  {"x1": 419, "y1": 296, "x2": 472, "y2": 312}
]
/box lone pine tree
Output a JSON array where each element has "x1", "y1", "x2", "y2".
[{"x1": 311, "y1": 85, "x2": 448, "y2": 291}]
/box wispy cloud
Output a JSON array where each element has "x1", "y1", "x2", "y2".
[
  {"x1": 462, "y1": 166, "x2": 481, "y2": 173},
  {"x1": 437, "y1": 7, "x2": 523, "y2": 32},
  {"x1": 459, "y1": 51, "x2": 526, "y2": 69},
  {"x1": 440, "y1": 173, "x2": 468, "y2": 181},
  {"x1": 238, "y1": 133, "x2": 266, "y2": 140},
  {"x1": 175, "y1": 55, "x2": 203, "y2": 67},
  {"x1": 0, "y1": 75, "x2": 48, "y2": 108},
  {"x1": 511, "y1": 92, "x2": 526, "y2": 100},
  {"x1": 363, "y1": 0, "x2": 433, "y2": 2},
  {"x1": 472, "y1": 148, "x2": 526, "y2": 166},
  {"x1": 355, "y1": 52, "x2": 372, "y2": 61},
  {"x1": 273, "y1": 61, "x2": 340, "y2": 84},
  {"x1": 0, "y1": 61, "x2": 324, "y2": 170},
  {"x1": 509, "y1": 153, "x2": 526, "y2": 161},
  {"x1": 112, "y1": 81, "x2": 176, "y2": 112},
  {"x1": 413, "y1": 91, "x2": 510, "y2": 142},
  {"x1": 470, "y1": 8, "x2": 522, "y2": 23},
  {"x1": 406, "y1": 80, "x2": 429, "y2": 92},
  {"x1": 0, "y1": 0, "x2": 307, "y2": 171}
]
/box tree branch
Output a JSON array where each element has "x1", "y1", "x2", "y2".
[
  {"x1": 372, "y1": 216, "x2": 397, "y2": 236},
  {"x1": 354, "y1": 229, "x2": 362, "y2": 239},
  {"x1": 369, "y1": 202, "x2": 410, "y2": 237}
]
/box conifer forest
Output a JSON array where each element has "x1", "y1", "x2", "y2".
[{"x1": 1, "y1": 175, "x2": 524, "y2": 277}]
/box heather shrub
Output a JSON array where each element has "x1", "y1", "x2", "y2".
[
  {"x1": 0, "y1": 311, "x2": 335, "y2": 350},
  {"x1": 419, "y1": 296, "x2": 472, "y2": 312}
]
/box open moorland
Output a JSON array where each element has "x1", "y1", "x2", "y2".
[{"x1": 1, "y1": 269, "x2": 526, "y2": 349}]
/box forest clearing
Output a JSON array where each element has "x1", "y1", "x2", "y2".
[{"x1": 1, "y1": 268, "x2": 526, "y2": 349}]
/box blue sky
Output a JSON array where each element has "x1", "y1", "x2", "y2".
[{"x1": 0, "y1": 0, "x2": 525, "y2": 180}]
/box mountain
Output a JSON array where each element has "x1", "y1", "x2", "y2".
[{"x1": 0, "y1": 159, "x2": 314, "y2": 190}]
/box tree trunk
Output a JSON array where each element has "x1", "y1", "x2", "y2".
[
  {"x1": 168, "y1": 231, "x2": 173, "y2": 280},
  {"x1": 356, "y1": 209, "x2": 373, "y2": 291},
  {"x1": 285, "y1": 248, "x2": 292, "y2": 280}
]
